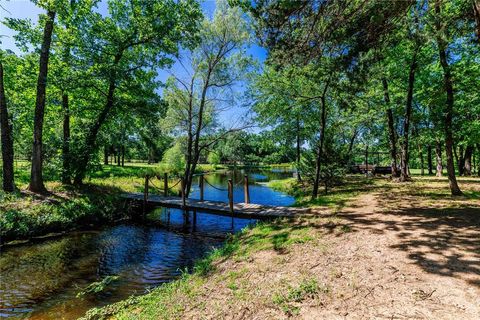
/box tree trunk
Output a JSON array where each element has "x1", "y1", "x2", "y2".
[
  {"x1": 399, "y1": 47, "x2": 419, "y2": 182},
  {"x1": 0, "y1": 61, "x2": 15, "y2": 192},
  {"x1": 464, "y1": 145, "x2": 473, "y2": 176},
  {"x1": 73, "y1": 80, "x2": 116, "y2": 184},
  {"x1": 427, "y1": 145, "x2": 433, "y2": 175},
  {"x1": 121, "y1": 145, "x2": 125, "y2": 167},
  {"x1": 73, "y1": 52, "x2": 122, "y2": 185},
  {"x1": 29, "y1": 10, "x2": 55, "y2": 193},
  {"x1": 435, "y1": 141, "x2": 443, "y2": 177},
  {"x1": 435, "y1": 0, "x2": 462, "y2": 195},
  {"x1": 474, "y1": 0, "x2": 480, "y2": 44},
  {"x1": 104, "y1": 146, "x2": 109, "y2": 165},
  {"x1": 296, "y1": 115, "x2": 302, "y2": 181},
  {"x1": 457, "y1": 145, "x2": 465, "y2": 176},
  {"x1": 382, "y1": 77, "x2": 399, "y2": 177},
  {"x1": 312, "y1": 80, "x2": 330, "y2": 199},
  {"x1": 419, "y1": 144, "x2": 424, "y2": 176},
  {"x1": 61, "y1": 93, "x2": 71, "y2": 184}
]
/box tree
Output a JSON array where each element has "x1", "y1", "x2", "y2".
[
  {"x1": 71, "y1": 0, "x2": 202, "y2": 184},
  {"x1": 433, "y1": 0, "x2": 462, "y2": 195},
  {"x1": 29, "y1": 8, "x2": 56, "y2": 193},
  {"x1": 0, "y1": 56, "x2": 14, "y2": 192},
  {"x1": 163, "y1": 1, "x2": 252, "y2": 196}
]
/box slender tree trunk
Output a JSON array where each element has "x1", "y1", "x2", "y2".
[
  {"x1": 296, "y1": 115, "x2": 302, "y2": 181},
  {"x1": 457, "y1": 145, "x2": 465, "y2": 176},
  {"x1": 0, "y1": 61, "x2": 15, "y2": 192},
  {"x1": 382, "y1": 77, "x2": 399, "y2": 177},
  {"x1": 427, "y1": 145, "x2": 433, "y2": 175},
  {"x1": 73, "y1": 52, "x2": 122, "y2": 185},
  {"x1": 464, "y1": 145, "x2": 473, "y2": 176},
  {"x1": 435, "y1": 0, "x2": 462, "y2": 195},
  {"x1": 435, "y1": 141, "x2": 443, "y2": 177},
  {"x1": 121, "y1": 145, "x2": 125, "y2": 167},
  {"x1": 104, "y1": 146, "x2": 109, "y2": 165},
  {"x1": 312, "y1": 80, "x2": 330, "y2": 199},
  {"x1": 29, "y1": 10, "x2": 55, "y2": 193},
  {"x1": 399, "y1": 47, "x2": 419, "y2": 182},
  {"x1": 61, "y1": 92, "x2": 71, "y2": 184},
  {"x1": 419, "y1": 144, "x2": 424, "y2": 176},
  {"x1": 116, "y1": 146, "x2": 121, "y2": 166},
  {"x1": 474, "y1": 0, "x2": 480, "y2": 44},
  {"x1": 347, "y1": 127, "x2": 357, "y2": 158}
]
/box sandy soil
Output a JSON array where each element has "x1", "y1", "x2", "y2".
[{"x1": 179, "y1": 180, "x2": 480, "y2": 320}]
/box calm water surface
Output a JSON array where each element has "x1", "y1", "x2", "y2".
[{"x1": 0, "y1": 169, "x2": 294, "y2": 319}]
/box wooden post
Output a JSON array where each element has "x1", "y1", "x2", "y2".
[
  {"x1": 199, "y1": 175, "x2": 204, "y2": 201},
  {"x1": 143, "y1": 175, "x2": 149, "y2": 215},
  {"x1": 228, "y1": 179, "x2": 234, "y2": 215},
  {"x1": 244, "y1": 175, "x2": 250, "y2": 204},
  {"x1": 164, "y1": 172, "x2": 168, "y2": 197},
  {"x1": 181, "y1": 177, "x2": 186, "y2": 208}
]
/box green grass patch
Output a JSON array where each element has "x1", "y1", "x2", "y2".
[{"x1": 272, "y1": 278, "x2": 326, "y2": 316}]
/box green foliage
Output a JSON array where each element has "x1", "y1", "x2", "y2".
[
  {"x1": 0, "y1": 187, "x2": 122, "y2": 243},
  {"x1": 76, "y1": 276, "x2": 120, "y2": 298},
  {"x1": 161, "y1": 142, "x2": 186, "y2": 174}
]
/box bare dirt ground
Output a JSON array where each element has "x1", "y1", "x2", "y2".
[{"x1": 177, "y1": 178, "x2": 480, "y2": 320}]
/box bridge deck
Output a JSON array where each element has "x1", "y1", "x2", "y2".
[{"x1": 122, "y1": 193, "x2": 310, "y2": 219}]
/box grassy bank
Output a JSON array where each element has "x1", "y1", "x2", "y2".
[
  {"x1": 81, "y1": 217, "x2": 324, "y2": 320},
  {"x1": 0, "y1": 162, "x2": 230, "y2": 244},
  {"x1": 80, "y1": 174, "x2": 480, "y2": 319}
]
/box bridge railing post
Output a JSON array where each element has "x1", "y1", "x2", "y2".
[
  {"x1": 228, "y1": 179, "x2": 234, "y2": 215},
  {"x1": 199, "y1": 175, "x2": 204, "y2": 201},
  {"x1": 181, "y1": 177, "x2": 186, "y2": 208},
  {"x1": 143, "y1": 174, "x2": 149, "y2": 216},
  {"x1": 164, "y1": 172, "x2": 168, "y2": 197},
  {"x1": 244, "y1": 174, "x2": 250, "y2": 204}
]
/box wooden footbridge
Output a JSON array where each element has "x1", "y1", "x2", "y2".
[{"x1": 122, "y1": 173, "x2": 311, "y2": 219}]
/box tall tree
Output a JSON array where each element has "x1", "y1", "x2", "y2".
[
  {"x1": 433, "y1": 0, "x2": 462, "y2": 195},
  {"x1": 163, "y1": 2, "x2": 252, "y2": 196},
  {"x1": 29, "y1": 9, "x2": 56, "y2": 193},
  {"x1": 0, "y1": 58, "x2": 15, "y2": 192},
  {"x1": 72, "y1": 0, "x2": 201, "y2": 184}
]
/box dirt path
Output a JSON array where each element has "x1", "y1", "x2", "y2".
[
  {"x1": 177, "y1": 190, "x2": 480, "y2": 319},
  {"x1": 314, "y1": 192, "x2": 480, "y2": 319}
]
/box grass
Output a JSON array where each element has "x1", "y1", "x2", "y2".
[
  {"x1": 79, "y1": 172, "x2": 480, "y2": 319},
  {"x1": 0, "y1": 161, "x2": 229, "y2": 243},
  {"x1": 80, "y1": 217, "x2": 322, "y2": 320},
  {"x1": 272, "y1": 278, "x2": 326, "y2": 316}
]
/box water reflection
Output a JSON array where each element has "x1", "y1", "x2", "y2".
[{"x1": 0, "y1": 169, "x2": 295, "y2": 319}]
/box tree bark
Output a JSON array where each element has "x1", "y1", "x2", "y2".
[
  {"x1": 464, "y1": 145, "x2": 473, "y2": 176},
  {"x1": 435, "y1": 0, "x2": 462, "y2": 195},
  {"x1": 29, "y1": 10, "x2": 55, "y2": 193},
  {"x1": 73, "y1": 52, "x2": 122, "y2": 185},
  {"x1": 61, "y1": 92, "x2": 71, "y2": 184},
  {"x1": 474, "y1": 0, "x2": 480, "y2": 44},
  {"x1": 399, "y1": 46, "x2": 419, "y2": 182},
  {"x1": 104, "y1": 145, "x2": 109, "y2": 165},
  {"x1": 296, "y1": 115, "x2": 302, "y2": 181},
  {"x1": 457, "y1": 145, "x2": 465, "y2": 176},
  {"x1": 435, "y1": 141, "x2": 443, "y2": 177},
  {"x1": 121, "y1": 145, "x2": 125, "y2": 167},
  {"x1": 382, "y1": 77, "x2": 399, "y2": 177},
  {"x1": 0, "y1": 61, "x2": 15, "y2": 192},
  {"x1": 419, "y1": 144, "x2": 424, "y2": 176},
  {"x1": 427, "y1": 145, "x2": 433, "y2": 175},
  {"x1": 312, "y1": 79, "x2": 330, "y2": 199}
]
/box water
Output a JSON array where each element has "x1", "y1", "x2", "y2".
[{"x1": 0, "y1": 169, "x2": 294, "y2": 319}]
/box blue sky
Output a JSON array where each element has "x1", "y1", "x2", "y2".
[{"x1": 0, "y1": 0, "x2": 267, "y2": 128}]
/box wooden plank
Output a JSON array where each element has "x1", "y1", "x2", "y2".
[{"x1": 121, "y1": 193, "x2": 310, "y2": 219}]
